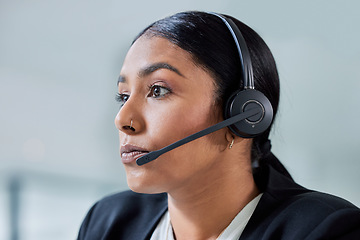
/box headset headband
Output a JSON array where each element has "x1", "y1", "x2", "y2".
[{"x1": 208, "y1": 12, "x2": 254, "y2": 89}]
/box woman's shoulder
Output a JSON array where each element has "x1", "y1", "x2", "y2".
[
  {"x1": 260, "y1": 189, "x2": 360, "y2": 239},
  {"x1": 258, "y1": 163, "x2": 359, "y2": 211},
  {"x1": 88, "y1": 190, "x2": 167, "y2": 220},
  {"x1": 264, "y1": 165, "x2": 359, "y2": 214},
  {"x1": 245, "y1": 165, "x2": 360, "y2": 239},
  {"x1": 267, "y1": 188, "x2": 360, "y2": 227},
  {"x1": 77, "y1": 190, "x2": 167, "y2": 240},
  {"x1": 286, "y1": 189, "x2": 358, "y2": 210}
]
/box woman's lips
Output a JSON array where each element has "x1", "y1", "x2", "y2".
[
  {"x1": 121, "y1": 151, "x2": 148, "y2": 164},
  {"x1": 120, "y1": 145, "x2": 149, "y2": 164}
]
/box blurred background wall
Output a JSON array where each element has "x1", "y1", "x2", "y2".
[{"x1": 1, "y1": 0, "x2": 359, "y2": 239}]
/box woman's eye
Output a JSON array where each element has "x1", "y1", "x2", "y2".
[
  {"x1": 149, "y1": 85, "x2": 171, "y2": 98},
  {"x1": 115, "y1": 93, "x2": 129, "y2": 106}
]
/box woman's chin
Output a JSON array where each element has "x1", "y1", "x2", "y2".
[
  {"x1": 127, "y1": 181, "x2": 166, "y2": 194},
  {"x1": 125, "y1": 170, "x2": 166, "y2": 194}
]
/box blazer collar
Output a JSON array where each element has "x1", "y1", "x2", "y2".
[{"x1": 240, "y1": 158, "x2": 308, "y2": 239}]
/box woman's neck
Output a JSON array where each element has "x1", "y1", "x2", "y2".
[{"x1": 167, "y1": 155, "x2": 259, "y2": 240}]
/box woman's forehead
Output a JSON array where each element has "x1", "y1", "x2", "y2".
[{"x1": 121, "y1": 36, "x2": 198, "y2": 77}]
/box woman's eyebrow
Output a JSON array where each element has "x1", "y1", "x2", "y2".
[
  {"x1": 117, "y1": 62, "x2": 184, "y2": 86},
  {"x1": 138, "y1": 62, "x2": 185, "y2": 78},
  {"x1": 117, "y1": 75, "x2": 126, "y2": 85}
]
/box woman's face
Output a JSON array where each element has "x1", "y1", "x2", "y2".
[{"x1": 115, "y1": 36, "x2": 228, "y2": 194}]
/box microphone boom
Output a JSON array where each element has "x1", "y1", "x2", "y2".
[{"x1": 136, "y1": 107, "x2": 260, "y2": 166}]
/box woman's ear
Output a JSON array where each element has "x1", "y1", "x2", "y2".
[
  {"x1": 225, "y1": 130, "x2": 235, "y2": 149},
  {"x1": 225, "y1": 129, "x2": 252, "y2": 150}
]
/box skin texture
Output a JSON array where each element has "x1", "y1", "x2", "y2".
[{"x1": 115, "y1": 36, "x2": 259, "y2": 239}]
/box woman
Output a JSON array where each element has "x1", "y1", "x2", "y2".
[{"x1": 78, "y1": 11, "x2": 360, "y2": 239}]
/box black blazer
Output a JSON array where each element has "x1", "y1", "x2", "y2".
[{"x1": 78, "y1": 162, "x2": 360, "y2": 239}]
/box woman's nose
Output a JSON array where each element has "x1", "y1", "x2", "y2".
[{"x1": 114, "y1": 98, "x2": 144, "y2": 135}]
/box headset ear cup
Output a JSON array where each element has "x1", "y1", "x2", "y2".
[{"x1": 225, "y1": 89, "x2": 273, "y2": 138}]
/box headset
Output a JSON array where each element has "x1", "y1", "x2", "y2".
[
  {"x1": 211, "y1": 12, "x2": 273, "y2": 138},
  {"x1": 136, "y1": 12, "x2": 273, "y2": 166}
]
